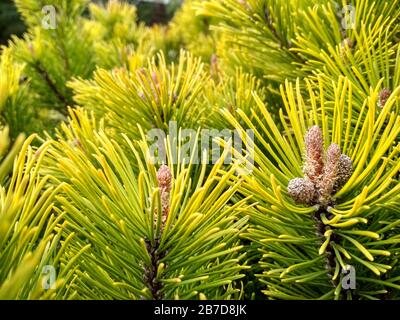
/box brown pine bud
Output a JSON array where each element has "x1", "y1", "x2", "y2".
[
  {"x1": 156, "y1": 165, "x2": 172, "y2": 229},
  {"x1": 334, "y1": 154, "x2": 353, "y2": 192},
  {"x1": 157, "y1": 164, "x2": 172, "y2": 193},
  {"x1": 378, "y1": 88, "x2": 391, "y2": 109},
  {"x1": 319, "y1": 143, "x2": 341, "y2": 205},
  {"x1": 287, "y1": 177, "x2": 317, "y2": 205},
  {"x1": 304, "y1": 126, "x2": 324, "y2": 183}
]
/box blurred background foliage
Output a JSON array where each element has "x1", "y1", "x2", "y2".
[
  {"x1": 0, "y1": 0, "x2": 26, "y2": 44},
  {"x1": 0, "y1": 0, "x2": 182, "y2": 45}
]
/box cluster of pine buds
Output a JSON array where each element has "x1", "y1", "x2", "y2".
[{"x1": 287, "y1": 126, "x2": 353, "y2": 207}]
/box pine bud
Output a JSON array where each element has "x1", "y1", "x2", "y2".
[
  {"x1": 157, "y1": 165, "x2": 172, "y2": 193},
  {"x1": 157, "y1": 165, "x2": 172, "y2": 229},
  {"x1": 339, "y1": 38, "x2": 352, "y2": 60},
  {"x1": 304, "y1": 126, "x2": 324, "y2": 183},
  {"x1": 378, "y1": 88, "x2": 391, "y2": 109},
  {"x1": 319, "y1": 143, "x2": 341, "y2": 205},
  {"x1": 287, "y1": 177, "x2": 317, "y2": 205},
  {"x1": 326, "y1": 143, "x2": 341, "y2": 165},
  {"x1": 334, "y1": 154, "x2": 353, "y2": 192}
]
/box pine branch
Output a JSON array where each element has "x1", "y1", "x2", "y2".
[
  {"x1": 263, "y1": 6, "x2": 285, "y2": 50},
  {"x1": 223, "y1": 76, "x2": 400, "y2": 299},
  {"x1": 312, "y1": 209, "x2": 341, "y2": 291},
  {"x1": 144, "y1": 238, "x2": 165, "y2": 300},
  {"x1": 0, "y1": 135, "x2": 72, "y2": 299},
  {"x1": 31, "y1": 60, "x2": 69, "y2": 110},
  {"x1": 40, "y1": 108, "x2": 249, "y2": 299},
  {"x1": 55, "y1": 26, "x2": 71, "y2": 76}
]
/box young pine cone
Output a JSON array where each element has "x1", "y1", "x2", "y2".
[{"x1": 287, "y1": 177, "x2": 317, "y2": 205}]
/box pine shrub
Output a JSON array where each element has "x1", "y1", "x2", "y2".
[{"x1": 0, "y1": 0, "x2": 399, "y2": 300}]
